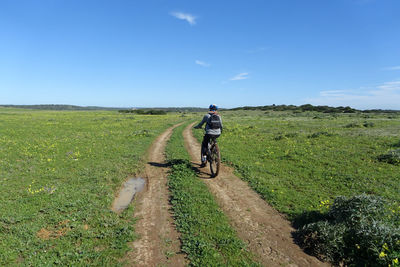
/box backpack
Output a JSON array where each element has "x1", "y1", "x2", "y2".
[{"x1": 207, "y1": 113, "x2": 221, "y2": 129}]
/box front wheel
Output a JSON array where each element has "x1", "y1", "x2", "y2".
[{"x1": 209, "y1": 144, "x2": 220, "y2": 177}]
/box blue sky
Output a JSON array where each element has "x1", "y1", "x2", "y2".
[{"x1": 1, "y1": 0, "x2": 400, "y2": 109}]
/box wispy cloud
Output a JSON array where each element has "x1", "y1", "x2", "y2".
[
  {"x1": 375, "y1": 81, "x2": 400, "y2": 93},
  {"x1": 306, "y1": 81, "x2": 400, "y2": 110},
  {"x1": 195, "y1": 60, "x2": 210, "y2": 67},
  {"x1": 170, "y1": 12, "x2": 197, "y2": 25},
  {"x1": 230, "y1": 72, "x2": 249, "y2": 81},
  {"x1": 383, "y1": 66, "x2": 400, "y2": 71}
]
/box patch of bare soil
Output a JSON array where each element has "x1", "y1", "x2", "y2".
[
  {"x1": 37, "y1": 228, "x2": 52, "y2": 240},
  {"x1": 36, "y1": 220, "x2": 71, "y2": 240},
  {"x1": 183, "y1": 123, "x2": 328, "y2": 267},
  {"x1": 125, "y1": 123, "x2": 186, "y2": 267}
]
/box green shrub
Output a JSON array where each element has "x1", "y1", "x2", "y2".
[
  {"x1": 295, "y1": 194, "x2": 400, "y2": 266},
  {"x1": 307, "y1": 131, "x2": 334, "y2": 138},
  {"x1": 344, "y1": 122, "x2": 361, "y2": 128},
  {"x1": 363, "y1": 121, "x2": 375, "y2": 127},
  {"x1": 274, "y1": 132, "x2": 298, "y2": 140},
  {"x1": 378, "y1": 149, "x2": 400, "y2": 165}
]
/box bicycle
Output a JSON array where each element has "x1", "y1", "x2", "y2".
[{"x1": 206, "y1": 137, "x2": 221, "y2": 177}]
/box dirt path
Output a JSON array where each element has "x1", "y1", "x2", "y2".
[
  {"x1": 183, "y1": 123, "x2": 328, "y2": 267},
  {"x1": 126, "y1": 124, "x2": 186, "y2": 266}
]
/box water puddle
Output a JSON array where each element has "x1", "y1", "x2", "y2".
[{"x1": 112, "y1": 177, "x2": 146, "y2": 213}]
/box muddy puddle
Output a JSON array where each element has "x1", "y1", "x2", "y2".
[{"x1": 112, "y1": 177, "x2": 146, "y2": 213}]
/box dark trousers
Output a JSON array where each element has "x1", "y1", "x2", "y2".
[{"x1": 201, "y1": 134, "x2": 220, "y2": 159}]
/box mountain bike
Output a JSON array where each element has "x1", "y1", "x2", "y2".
[{"x1": 206, "y1": 137, "x2": 220, "y2": 177}]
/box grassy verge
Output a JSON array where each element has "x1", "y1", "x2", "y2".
[
  {"x1": 0, "y1": 109, "x2": 184, "y2": 266},
  {"x1": 165, "y1": 123, "x2": 258, "y2": 266}
]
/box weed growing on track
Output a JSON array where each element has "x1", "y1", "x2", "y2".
[
  {"x1": 166, "y1": 123, "x2": 259, "y2": 266},
  {"x1": 0, "y1": 108, "x2": 184, "y2": 266},
  {"x1": 192, "y1": 110, "x2": 400, "y2": 264}
]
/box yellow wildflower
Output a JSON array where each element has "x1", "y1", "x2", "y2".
[{"x1": 383, "y1": 243, "x2": 389, "y2": 251}]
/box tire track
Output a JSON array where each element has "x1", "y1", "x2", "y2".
[
  {"x1": 126, "y1": 123, "x2": 186, "y2": 266},
  {"x1": 183, "y1": 123, "x2": 328, "y2": 267}
]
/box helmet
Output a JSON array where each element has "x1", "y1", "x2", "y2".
[{"x1": 209, "y1": 104, "x2": 218, "y2": 111}]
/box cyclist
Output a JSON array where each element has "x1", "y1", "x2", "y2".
[{"x1": 194, "y1": 104, "x2": 223, "y2": 167}]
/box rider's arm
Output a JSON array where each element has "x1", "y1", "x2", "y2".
[{"x1": 194, "y1": 114, "x2": 208, "y2": 129}]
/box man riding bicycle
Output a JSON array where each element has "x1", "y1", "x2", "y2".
[{"x1": 194, "y1": 104, "x2": 223, "y2": 167}]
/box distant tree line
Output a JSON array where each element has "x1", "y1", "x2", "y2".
[
  {"x1": 231, "y1": 104, "x2": 400, "y2": 113},
  {"x1": 0, "y1": 105, "x2": 208, "y2": 112},
  {"x1": 3, "y1": 104, "x2": 398, "y2": 113},
  {"x1": 119, "y1": 109, "x2": 167, "y2": 115},
  {"x1": 0, "y1": 104, "x2": 120, "y2": 110},
  {"x1": 142, "y1": 107, "x2": 208, "y2": 112}
]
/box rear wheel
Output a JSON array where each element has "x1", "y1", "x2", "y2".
[{"x1": 209, "y1": 144, "x2": 220, "y2": 177}]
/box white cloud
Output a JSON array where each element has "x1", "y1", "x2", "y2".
[
  {"x1": 195, "y1": 60, "x2": 210, "y2": 67},
  {"x1": 170, "y1": 12, "x2": 197, "y2": 25},
  {"x1": 230, "y1": 72, "x2": 249, "y2": 81},
  {"x1": 306, "y1": 81, "x2": 400, "y2": 110},
  {"x1": 383, "y1": 66, "x2": 400, "y2": 71},
  {"x1": 373, "y1": 81, "x2": 400, "y2": 94}
]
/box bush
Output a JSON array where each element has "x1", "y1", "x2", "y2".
[
  {"x1": 295, "y1": 194, "x2": 400, "y2": 266},
  {"x1": 118, "y1": 109, "x2": 132, "y2": 113},
  {"x1": 274, "y1": 132, "x2": 298, "y2": 140},
  {"x1": 363, "y1": 121, "x2": 375, "y2": 127},
  {"x1": 344, "y1": 122, "x2": 361, "y2": 128},
  {"x1": 378, "y1": 149, "x2": 400, "y2": 165},
  {"x1": 307, "y1": 131, "x2": 334, "y2": 138},
  {"x1": 344, "y1": 121, "x2": 374, "y2": 128}
]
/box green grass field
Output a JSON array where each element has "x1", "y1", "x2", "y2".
[
  {"x1": 0, "y1": 108, "x2": 183, "y2": 266},
  {"x1": 2, "y1": 107, "x2": 399, "y2": 266},
  {"x1": 193, "y1": 110, "x2": 400, "y2": 219}
]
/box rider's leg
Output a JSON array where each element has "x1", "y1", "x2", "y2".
[
  {"x1": 208, "y1": 135, "x2": 220, "y2": 148},
  {"x1": 201, "y1": 134, "x2": 211, "y2": 166}
]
